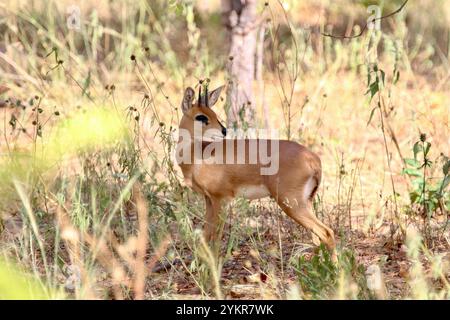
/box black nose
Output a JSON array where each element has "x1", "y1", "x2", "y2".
[{"x1": 222, "y1": 127, "x2": 227, "y2": 137}]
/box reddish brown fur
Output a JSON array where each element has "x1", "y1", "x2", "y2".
[{"x1": 177, "y1": 87, "x2": 336, "y2": 260}]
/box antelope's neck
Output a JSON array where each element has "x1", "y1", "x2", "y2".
[{"x1": 176, "y1": 136, "x2": 206, "y2": 167}]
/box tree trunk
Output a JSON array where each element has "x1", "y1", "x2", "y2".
[
  {"x1": 256, "y1": 22, "x2": 269, "y2": 130},
  {"x1": 222, "y1": 0, "x2": 258, "y2": 129}
]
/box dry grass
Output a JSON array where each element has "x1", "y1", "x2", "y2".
[{"x1": 0, "y1": 0, "x2": 449, "y2": 299}]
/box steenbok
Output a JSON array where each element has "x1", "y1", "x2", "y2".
[{"x1": 176, "y1": 85, "x2": 336, "y2": 261}]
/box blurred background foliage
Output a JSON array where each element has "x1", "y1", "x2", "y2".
[{"x1": 0, "y1": 0, "x2": 448, "y2": 300}]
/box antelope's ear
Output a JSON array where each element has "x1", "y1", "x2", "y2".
[
  {"x1": 206, "y1": 85, "x2": 224, "y2": 108},
  {"x1": 181, "y1": 87, "x2": 195, "y2": 113}
]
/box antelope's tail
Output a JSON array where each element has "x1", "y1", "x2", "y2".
[{"x1": 308, "y1": 156, "x2": 322, "y2": 201}]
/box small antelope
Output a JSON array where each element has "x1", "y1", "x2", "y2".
[{"x1": 176, "y1": 85, "x2": 336, "y2": 260}]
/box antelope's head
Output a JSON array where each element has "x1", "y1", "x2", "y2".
[{"x1": 178, "y1": 85, "x2": 226, "y2": 141}]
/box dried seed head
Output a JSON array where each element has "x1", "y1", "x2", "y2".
[
  {"x1": 420, "y1": 133, "x2": 427, "y2": 142},
  {"x1": 130, "y1": 54, "x2": 136, "y2": 61}
]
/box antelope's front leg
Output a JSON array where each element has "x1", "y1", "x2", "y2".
[{"x1": 203, "y1": 195, "x2": 222, "y2": 242}]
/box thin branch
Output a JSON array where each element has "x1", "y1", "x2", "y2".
[{"x1": 322, "y1": 0, "x2": 409, "y2": 39}]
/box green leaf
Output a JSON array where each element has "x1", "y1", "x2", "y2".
[
  {"x1": 402, "y1": 168, "x2": 422, "y2": 177},
  {"x1": 393, "y1": 70, "x2": 400, "y2": 84},
  {"x1": 82, "y1": 71, "x2": 91, "y2": 97},
  {"x1": 370, "y1": 82, "x2": 379, "y2": 99},
  {"x1": 404, "y1": 158, "x2": 420, "y2": 167},
  {"x1": 443, "y1": 160, "x2": 450, "y2": 175},
  {"x1": 380, "y1": 70, "x2": 385, "y2": 85},
  {"x1": 412, "y1": 179, "x2": 424, "y2": 190},
  {"x1": 367, "y1": 107, "x2": 377, "y2": 126},
  {"x1": 440, "y1": 175, "x2": 450, "y2": 192},
  {"x1": 366, "y1": 81, "x2": 379, "y2": 101},
  {"x1": 413, "y1": 142, "x2": 422, "y2": 160},
  {"x1": 424, "y1": 142, "x2": 431, "y2": 156},
  {"x1": 410, "y1": 191, "x2": 420, "y2": 203}
]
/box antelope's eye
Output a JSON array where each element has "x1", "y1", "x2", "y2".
[{"x1": 195, "y1": 114, "x2": 209, "y2": 124}]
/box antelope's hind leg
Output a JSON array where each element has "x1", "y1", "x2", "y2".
[{"x1": 277, "y1": 195, "x2": 337, "y2": 262}]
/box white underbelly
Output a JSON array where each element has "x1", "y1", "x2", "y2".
[{"x1": 236, "y1": 185, "x2": 271, "y2": 200}]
